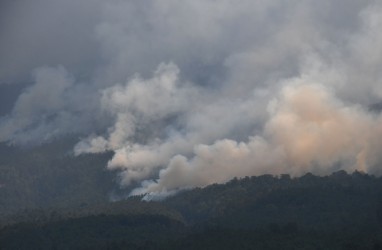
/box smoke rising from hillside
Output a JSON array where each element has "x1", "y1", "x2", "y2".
[{"x1": 1, "y1": 0, "x2": 382, "y2": 197}]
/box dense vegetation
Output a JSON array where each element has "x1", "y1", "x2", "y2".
[
  {"x1": 0, "y1": 139, "x2": 117, "y2": 216},
  {"x1": 1, "y1": 141, "x2": 382, "y2": 249},
  {"x1": 1, "y1": 169, "x2": 382, "y2": 249}
]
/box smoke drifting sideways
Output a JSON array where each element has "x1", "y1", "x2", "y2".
[{"x1": 1, "y1": 0, "x2": 382, "y2": 198}]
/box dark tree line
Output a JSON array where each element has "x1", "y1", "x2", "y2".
[{"x1": 1, "y1": 171, "x2": 382, "y2": 249}]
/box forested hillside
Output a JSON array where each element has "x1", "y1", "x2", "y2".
[
  {"x1": 0, "y1": 139, "x2": 116, "y2": 216},
  {"x1": 3, "y1": 1, "x2": 382, "y2": 249},
  {"x1": 1, "y1": 170, "x2": 382, "y2": 249}
]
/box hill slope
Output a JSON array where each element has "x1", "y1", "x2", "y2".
[{"x1": 1, "y1": 171, "x2": 382, "y2": 249}]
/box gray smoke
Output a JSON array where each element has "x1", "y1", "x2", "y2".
[{"x1": 1, "y1": 0, "x2": 382, "y2": 198}]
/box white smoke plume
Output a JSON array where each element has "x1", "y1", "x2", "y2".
[
  {"x1": 1, "y1": 0, "x2": 382, "y2": 198},
  {"x1": 115, "y1": 77, "x2": 382, "y2": 197}
]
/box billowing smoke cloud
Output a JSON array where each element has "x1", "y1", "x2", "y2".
[
  {"x1": 1, "y1": 0, "x2": 382, "y2": 198},
  {"x1": 0, "y1": 66, "x2": 103, "y2": 144}
]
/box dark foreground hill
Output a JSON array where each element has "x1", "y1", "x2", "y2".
[
  {"x1": 1, "y1": 171, "x2": 382, "y2": 250},
  {"x1": 0, "y1": 139, "x2": 117, "y2": 216}
]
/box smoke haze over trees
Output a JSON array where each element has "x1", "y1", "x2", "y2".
[{"x1": 1, "y1": 172, "x2": 382, "y2": 249}]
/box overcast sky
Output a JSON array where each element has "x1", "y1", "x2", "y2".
[{"x1": 1, "y1": 0, "x2": 382, "y2": 197}]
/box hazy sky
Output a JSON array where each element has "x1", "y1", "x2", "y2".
[{"x1": 1, "y1": 0, "x2": 382, "y2": 197}]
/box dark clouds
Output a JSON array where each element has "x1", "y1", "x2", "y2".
[
  {"x1": 1, "y1": 0, "x2": 382, "y2": 198},
  {"x1": 0, "y1": 0, "x2": 102, "y2": 83}
]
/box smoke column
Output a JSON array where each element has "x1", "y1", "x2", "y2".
[{"x1": 1, "y1": 0, "x2": 382, "y2": 198}]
